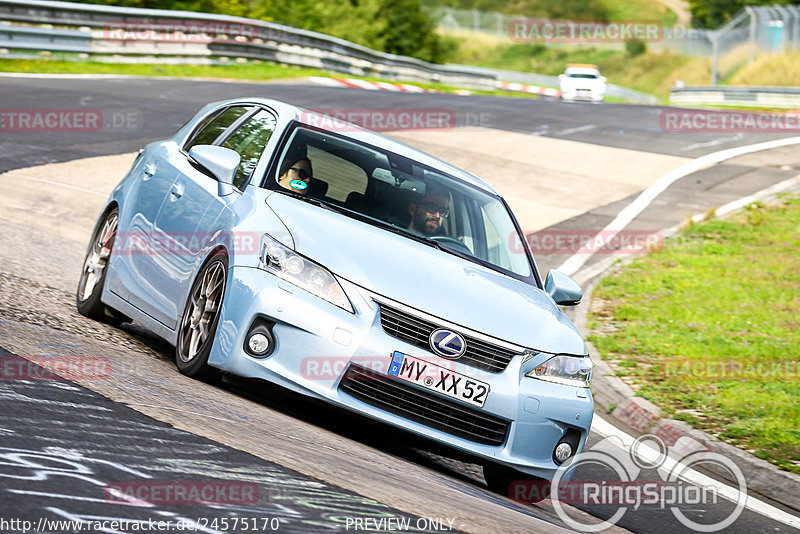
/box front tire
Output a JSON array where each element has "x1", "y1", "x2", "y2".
[
  {"x1": 175, "y1": 251, "x2": 227, "y2": 380},
  {"x1": 77, "y1": 207, "x2": 126, "y2": 324}
]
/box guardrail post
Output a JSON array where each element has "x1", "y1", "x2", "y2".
[
  {"x1": 746, "y1": 6, "x2": 756, "y2": 63},
  {"x1": 710, "y1": 31, "x2": 719, "y2": 84}
]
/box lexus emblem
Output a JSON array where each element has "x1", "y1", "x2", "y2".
[{"x1": 429, "y1": 329, "x2": 466, "y2": 359}]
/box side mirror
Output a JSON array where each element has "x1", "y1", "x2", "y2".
[
  {"x1": 558, "y1": 74, "x2": 565, "y2": 82},
  {"x1": 600, "y1": 76, "x2": 607, "y2": 83},
  {"x1": 545, "y1": 269, "x2": 582, "y2": 306},
  {"x1": 188, "y1": 145, "x2": 240, "y2": 196}
]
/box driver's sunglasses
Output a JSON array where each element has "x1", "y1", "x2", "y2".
[
  {"x1": 290, "y1": 167, "x2": 312, "y2": 181},
  {"x1": 422, "y1": 203, "x2": 449, "y2": 217}
]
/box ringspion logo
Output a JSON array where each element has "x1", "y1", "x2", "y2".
[{"x1": 517, "y1": 434, "x2": 748, "y2": 532}]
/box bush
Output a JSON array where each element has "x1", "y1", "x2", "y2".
[{"x1": 626, "y1": 40, "x2": 647, "y2": 56}]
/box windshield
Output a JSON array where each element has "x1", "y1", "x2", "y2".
[
  {"x1": 568, "y1": 73, "x2": 599, "y2": 79},
  {"x1": 271, "y1": 125, "x2": 533, "y2": 280}
]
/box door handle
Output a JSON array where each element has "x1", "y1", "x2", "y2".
[
  {"x1": 169, "y1": 183, "x2": 184, "y2": 198},
  {"x1": 143, "y1": 163, "x2": 156, "y2": 177}
]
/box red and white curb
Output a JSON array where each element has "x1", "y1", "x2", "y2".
[
  {"x1": 497, "y1": 80, "x2": 561, "y2": 97},
  {"x1": 309, "y1": 76, "x2": 430, "y2": 93}
]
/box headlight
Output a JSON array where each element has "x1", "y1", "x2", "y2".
[
  {"x1": 258, "y1": 234, "x2": 353, "y2": 313},
  {"x1": 526, "y1": 354, "x2": 593, "y2": 388}
]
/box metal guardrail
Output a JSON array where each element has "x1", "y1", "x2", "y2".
[
  {"x1": 0, "y1": 0, "x2": 660, "y2": 102},
  {"x1": 460, "y1": 66, "x2": 659, "y2": 103},
  {"x1": 0, "y1": 0, "x2": 497, "y2": 90},
  {"x1": 0, "y1": 23, "x2": 89, "y2": 53},
  {"x1": 670, "y1": 85, "x2": 800, "y2": 107}
]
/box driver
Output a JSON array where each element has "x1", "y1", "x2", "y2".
[{"x1": 407, "y1": 184, "x2": 449, "y2": 236}]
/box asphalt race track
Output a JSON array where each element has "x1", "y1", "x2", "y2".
[
  {"x1": 0, "y1": 75, "x2": 791, "y2": 173},
  {"x1": 1, "y1": 75, "x2": 799, "y2": 534}
]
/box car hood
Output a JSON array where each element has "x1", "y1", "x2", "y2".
[
  {"x1": 267, "y1": 194, "x2": 585, "y2": 355},
  {"x1": 562, "y1": 79, "x2": 604, "y2": 89}
]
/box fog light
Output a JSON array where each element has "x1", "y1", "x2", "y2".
[
  {"x1": 248, "y1": 333, "x2": 271, "y2": 355},
  {"x1": 554, "y1": 442, "x2": 573, "y2": 464}
]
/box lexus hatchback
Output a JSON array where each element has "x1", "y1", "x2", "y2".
[{"x1": 77, "y1": 98, "x2": 594, "y2": 495}]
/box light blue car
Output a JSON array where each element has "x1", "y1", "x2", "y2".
[{"x1": 77, "y1": 98, "x2": 593, "y2": 496}]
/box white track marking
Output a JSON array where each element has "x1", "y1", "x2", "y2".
[
  {"x1": 558, "y1": 124, "x2": 596, "y2": 136},
  {"x1": 8, "y1": 177, "x2": 108, "y2": 198},
  {"x1": 683, "y1": 133, "x2": 743, "y2": 151},
  {"x1": 558, "y1": 135, "x2": 800, "y2": 276},
  {"x1": 307, "y1": 76, "x2": 345, "y2": 87},
  {"x1": 591, "y1": 416, "x2": 800, "y2": 528}
]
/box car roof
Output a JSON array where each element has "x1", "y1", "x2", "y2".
[{"x1": 211, "y1": 97, "x2": 499, "y2": 195}]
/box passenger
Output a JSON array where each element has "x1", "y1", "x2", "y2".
[
  {"x1": 407, "y1": 185, "x2": 449, "y2": 236},
  {"x1": 278, "y1": 157, "x2": 313, "y2": 195}
]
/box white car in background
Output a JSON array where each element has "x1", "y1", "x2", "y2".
[{"x1": 559, "y1": 64, "x2": 606, "y2": 102}]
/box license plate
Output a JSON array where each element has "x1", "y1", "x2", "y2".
[{"x1": 387, "y1": 351, "x2": 490, "y2": 408}]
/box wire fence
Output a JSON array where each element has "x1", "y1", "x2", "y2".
[{"x1": 430, "y1": 5, "x2": 800, "y2": 84}]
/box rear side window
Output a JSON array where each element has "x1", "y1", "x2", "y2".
[
  {"x1": 219, "y1": 109, "x2": 277, "y2": 190},
  {"x1": 185, "y1": 106, "x2": 252, "y2": 150},
  {"x1": 307, "y1": 145, "x2": 368, "y2": 202}
]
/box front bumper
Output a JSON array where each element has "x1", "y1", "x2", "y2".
[
  {"x1": 561, "y1": 87, "x2": 605, "y2": 102},
  {"x1": 208, "y1": 266, "x2": 594, "y2": 480}
]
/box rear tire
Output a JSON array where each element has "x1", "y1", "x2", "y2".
[
  {"x1": 483, "y1": 463, "x2": 551, "y2": 503},
  {"x1": 175, "y1": 251, "x2": 227, "y2": 381},
  {"x1": 76, "y1": 207, "x2": 127, "y2": 325}
]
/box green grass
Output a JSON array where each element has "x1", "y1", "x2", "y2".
[
  {"x1": 598, "y1": 0, "x2": 678, "y2": 25},
  {"x1": 588, "y1": 196, "x2": 800, "y2": 474},
  {"x1": 0, "y1": 57, "x2": 329, "y2": 81},
  {"x1": 0, "y1": 57, "x2": 542, "y2": 98},
  {"x1": 430, "y1": 0, "x2": 677, "y2": 24},
  {"x1": 444, "y1": 32, "x2": 711, "y2": 100}
]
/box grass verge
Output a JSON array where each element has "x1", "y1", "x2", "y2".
[
  {"x1": 0, "y1": 57, "x2": 331, "y2": 81},
  {"x1": 588, "y1": 195, "x2": 800, "y2": 474},
  {"x1": 0, "y1": 56, "x2": 549, "y2": 99},
  {"x1": 444, "y1": 32, "x2": 709, "y2": 101}
]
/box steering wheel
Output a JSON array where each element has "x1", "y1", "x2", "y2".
[{"x1": 430, "y1": 235, "x2": 473, "y2": 255}]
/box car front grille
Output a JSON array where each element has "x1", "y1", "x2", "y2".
[
  {"x1": 339, "y1": 365, "x2": 510, "y2": 446},
  {"x1": 378, "y1": 303, "x2": 520, "y2": 373}
]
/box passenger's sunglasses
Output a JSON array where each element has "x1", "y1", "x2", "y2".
[{"x1": 289, "y1": 167, "x2": 312, "y2": 181}]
